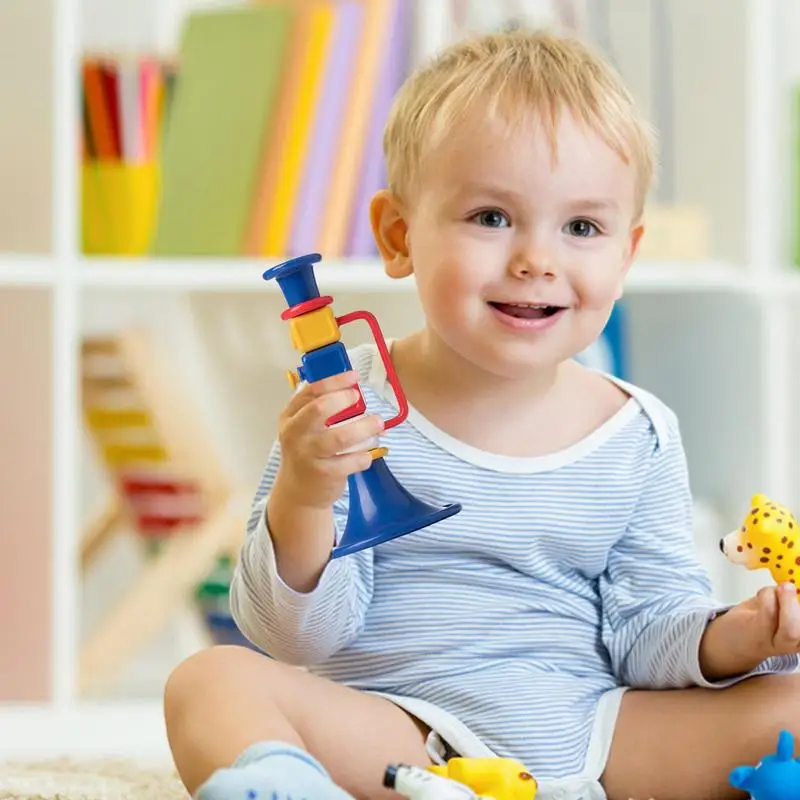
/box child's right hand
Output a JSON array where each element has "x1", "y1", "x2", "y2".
[{"x1": 275, "y1": 370, "x2": 385, "y2": 509}]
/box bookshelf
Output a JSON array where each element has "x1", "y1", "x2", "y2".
[
  {"x1": 0, "y1": 256, "x2": 55, "y2": 286},
  {"x1": 3, "y1": 254, "x2": 794, "y2": 292},
  {"x1": 0, "y1": 0, "x2": 799, "y2": 763},
  {"x1": 79, "y1": 257, "x2": 766, "y2": 292},
  {"x1": 8, "y1": 255, "x2": 800, "y2": 293}
]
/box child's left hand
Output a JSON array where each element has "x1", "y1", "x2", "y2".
[{"x1": 699, "y1": 583, "x2": 800, "y2": 681}]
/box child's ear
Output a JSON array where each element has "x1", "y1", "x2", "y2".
[
  {"x1": 628, "y1": 223, "x2": 645, "y2": 261},
  {"x1": 370, "y1": 190, "x2": 413, "y2": 279},
  {"x1": 616, "y1": 223, "x2": 645, "y2": 299}
]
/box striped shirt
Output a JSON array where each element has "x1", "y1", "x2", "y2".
[{"x1": 231, "y1": 343, "x2": 800, "y2": 779}]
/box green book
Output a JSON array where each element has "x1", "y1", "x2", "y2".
[{"x1": 151, "y1": 4, "x2": 295, "y2": 256}]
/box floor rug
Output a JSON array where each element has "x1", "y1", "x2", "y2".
[{"x1": 0, "y1": 759, "x2": 188, "y2": 800}]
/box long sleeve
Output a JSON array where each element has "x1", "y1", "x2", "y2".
[
  {"x1": 599, "y1": 413, "x2": 800, "y2": 689},
  {"x1": 229, "y1": 439, "x2": 374, "y2": 665}
]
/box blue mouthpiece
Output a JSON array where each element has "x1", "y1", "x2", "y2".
[{"x1": 262, "y1": 253, "x2": 322, "y2": 308}]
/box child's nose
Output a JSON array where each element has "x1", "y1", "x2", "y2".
[{"x1": 508, "y1": 255, "x2": 555, "y2": 279}]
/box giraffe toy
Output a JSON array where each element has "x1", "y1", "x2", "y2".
[{"x1": 720, "y1": 493, "x2": 800, "y2": 591}]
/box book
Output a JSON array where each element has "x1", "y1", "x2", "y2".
[
  {"x1": 288, "y1": 0, "x2": 366, "y2": 257},
  {"x1": 346, "y1": 0, "x2": 410, "y2": 256},
  {"x1": 150, "y1": 4, "x2": 296, "y2": 256},
  {"x1": 574, "y1": 302, "x2": 628, "y2": 379},
  {"x1": 316, "y1": 0, "x2": 394, "y2": 256},
  {"x1": 258, "y1": 2, "x2": 335, "y2": 256}
]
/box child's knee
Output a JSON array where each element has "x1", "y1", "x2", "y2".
[
  {"x1": 747, "y1": 673, "x2": 800, "y2": 728},
  {"x1": 164, "y1": 645, "x2": 264, "y2": 720}
]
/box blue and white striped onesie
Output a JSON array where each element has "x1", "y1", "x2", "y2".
[{"x1": 231, "y1": 343, "x2": 799, "y2": 797}]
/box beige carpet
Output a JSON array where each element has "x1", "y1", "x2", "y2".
[
  {"x1": 0, "y1": 759, "x2": 188, "y2": 800},
  {"x1": 0, "y1": 762, "x2": 658, "y2": 800}
]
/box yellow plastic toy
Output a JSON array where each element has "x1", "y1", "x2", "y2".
[
  {"x1": 384, "y1": 757, "x2": 537, "y2": 800},
  {"x1": 428, "y1": 758, "x2": 537, "y2": 800},
  {"x1": 721, "y1": 493, "x2": 800, "y2": 591}
]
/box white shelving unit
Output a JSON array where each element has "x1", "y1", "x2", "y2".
[
  {"x1": 1, "y1": 0, "x2": 798, "y2": 763},
  {"x1": 6, "y1": 253, "x2": 796, "y2": 292}
]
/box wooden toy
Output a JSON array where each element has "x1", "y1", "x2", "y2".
[
  {"x1": 720, "y1": 493, "x2": 800, "y2": 591},
  {"x1": 79, "y1": 328, "x2": 246, "y2": 695}
]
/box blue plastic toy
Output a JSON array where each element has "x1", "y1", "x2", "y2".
[
  {"x1": 729, "y1": 730, "x2": 800, "y2": 800},
  {"x1": 262, "y1": 253, "x2": 461, "y2": 559}
]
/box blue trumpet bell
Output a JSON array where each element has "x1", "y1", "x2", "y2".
[{"x1": 332, "y1": 456, "x2": 461, "y2": 559}]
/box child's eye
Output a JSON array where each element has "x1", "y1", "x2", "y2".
[
  {"x1": 472, "y1": 209, "x2": 510, "y2": 228},
  {"x1": 564, "y1": 219, "x2": 600, "y2": 237}
]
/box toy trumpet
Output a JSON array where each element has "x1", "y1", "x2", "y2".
[{"x1": 262, "y1": 253, "x2": 461, "y2": 559}]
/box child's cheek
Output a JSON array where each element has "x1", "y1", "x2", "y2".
[
  {"x1": 572, "y1": 274, "x2": 618, "y2": 312},
  {"x1": 571, "y1": 257, "x2": 628, "y2": 310},
  {"x1": 430, "y1": 260, "x2": 474, "y2": 294},
  {"x1": 417, "y1": 261, "x2": 468, "y2": 313}
]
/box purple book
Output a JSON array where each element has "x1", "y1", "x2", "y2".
[
  {"x1": 345, "y1": 0, "x2": 410, "y2": 257},
  {"x1": 289, "y1": 1, "x2": 366, "y2": 257}
]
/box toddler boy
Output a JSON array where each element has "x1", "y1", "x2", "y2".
[{"x1": 164, "y1": 28, "x2": 800, "y2": 800}]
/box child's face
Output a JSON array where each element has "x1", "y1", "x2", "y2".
[{"x1": 398, "y1": 110, "x2": 643, "y2": 378}]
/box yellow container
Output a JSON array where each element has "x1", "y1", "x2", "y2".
[{"x1": 81, "y1": 161, "x2": 160, "y2": 255}]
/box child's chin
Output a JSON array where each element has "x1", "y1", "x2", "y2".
[{"x1": 473, "y1": 343, "x2": 565, "y2": 377}]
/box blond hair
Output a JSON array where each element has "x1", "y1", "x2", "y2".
[{"x1": 383, "y1": 29, "x2": 657, "y2": 219}]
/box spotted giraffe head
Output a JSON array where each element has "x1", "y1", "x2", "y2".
[{"x1": 721, "y1": 494, "x2": 800, "y2": 581}]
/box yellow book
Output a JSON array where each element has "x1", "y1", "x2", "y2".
[
  {"x1": 259, "y1": 2, "x2": 334, "y2": 255},
  {"x1": 317, "y1": 0, "x2": 392, "y2": 257},
  {"x1": 243, "y1": 1, "x2": 315, "y2": 256}
]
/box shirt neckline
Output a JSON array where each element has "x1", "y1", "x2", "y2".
[{"x1": 365, "y1": 341, "x2": 642, "y2": 474}]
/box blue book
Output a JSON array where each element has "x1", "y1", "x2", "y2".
[{"x1": 574, "y1": 301, "x2": 628, "y2": 380}]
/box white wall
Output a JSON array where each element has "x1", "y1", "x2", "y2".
[
  {"x1": 82, "y1": 0, "x2": 243, "y2": 54},
  {"x1": 0, "y1": 0, "x2": 54, "y2": 701},
  {"x1": 0, "y1": 291, "x2": 53, "y2": 701},
  {"x1": 610, "y1": 0, "x2": 748, "y2": 264},
  {"x1": 0, "y1": 0, "x2": 53, "y2": 252}
]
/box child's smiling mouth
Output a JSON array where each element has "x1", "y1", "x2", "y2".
[
  {"x1": 488, "y1": 301, "x2": 565, "y2": 320},
  {"x1": 486, "y1": 301, "x2": 568, "y2": 332}
]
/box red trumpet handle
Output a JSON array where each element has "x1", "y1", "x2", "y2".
[{"x1": 335, "y1": 309, "x2": 409, "y2": 430}]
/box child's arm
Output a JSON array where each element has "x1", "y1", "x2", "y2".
[
  {"x1": 599, "y1": 412, "x2": 800, "y2": 690},
  {"x1": 229, "y1": 439, "x2": 373, "y2": 665}
]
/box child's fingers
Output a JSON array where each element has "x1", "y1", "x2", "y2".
[
  {"x1": 775, "y1": 583, "x2": 800, "y2": 650},
  {"x1": 755, "y1": 584, "x2": 778, "y2": 619},
  {"x1": 754, "y1": 586, "x2": 779, "y2": 647},
  {"x1": 311, "y1": 414, "x2": 385, "y2": 459},
  {"x1": 327, "y1": 449, "x2": 375, "y2": 477},
  {"x1": 287, "y1": 387, "x2": 361, "y2": 436},
  {"x1": 281, "y1": 371, "x2": 358, "y2": 418}
]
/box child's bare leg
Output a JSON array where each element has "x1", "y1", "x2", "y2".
[
  {"x1": 164, "y1": 645, "x2": 432, "y2": 800},
  {"x1": 600, "y1": 673, "x2": 800, "y2": 800}
]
